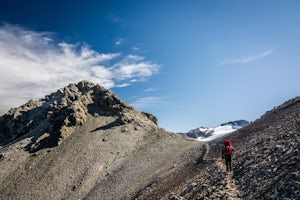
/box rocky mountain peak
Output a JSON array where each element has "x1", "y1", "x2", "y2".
[
  {"x1": 0, "y1": 80, "x2": 157, "y2": 152},
  {"x1": 220, "y1": 119, "x2": 249, "y2": 127},
  {"x1": 182, "y1": 120, "x2": 249, "y2": 140}
]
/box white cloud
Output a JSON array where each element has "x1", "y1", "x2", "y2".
[
  {"x1": 115, "y1": 83, "x2": 130, "y2": 88},
  {"x1": 144, "y1": 88, "x2": 159, "y2": 92},
  {"x1": 131, "y1": 97, "x2": 162, "y2": 109},
  {"x1": 107, "y1": 13, "x2": 125, "y2": 24},
  {"x1": 0, "y1": 24, "x2": 159, "y2": 114},
  {"x1": 130, "y1": 79, "x2": 138, "y2": 83},
  {"x1": 106, "y1": 13, "x2": 127, "y2": 28},
  {"x1": 221, "y1": 49, "x2": 272, "y2": 65},
  {"x1": 110, "y1": 54, "x2": 159, "y2": 82},
  {"x1": 115, "y1": 38, "x2": 124, "y2": 46},
  {"x1": 132, "y1": 46, "x2": 139, "y2": 51}
]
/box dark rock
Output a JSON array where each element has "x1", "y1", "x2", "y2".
[
  {"x1": 142, "y1": 112, "x2": 158, "y2": 125},
  {"x1": 169, "y1": 194, "x2": 180, "y2": 200}
]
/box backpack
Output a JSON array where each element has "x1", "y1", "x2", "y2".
[{"x1": 224, "y1": 140, "x2": 233, "y2": 155}]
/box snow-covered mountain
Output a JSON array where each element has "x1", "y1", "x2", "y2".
[{"x1": 183, "y1": 120, "x2": 249, "y2": 141}]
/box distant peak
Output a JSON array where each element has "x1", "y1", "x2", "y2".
[
  {"x1": 220, "y1": 120, "x2": 249, "y2": 127},
  {"x1": 182, "y1": 119, "x2": 249, "y2": 141}
]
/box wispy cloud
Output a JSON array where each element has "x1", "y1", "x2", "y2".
[
  {"x1": 144, "y1": 88, "x2": 159, "y2": 92},
  {"x1": 0, "y1": 24, "x2": 159, "y2": 114},
  {"x1": 106, "y1": 13, "x2": 127, "y2": 27},
  {"x1": 221, "y1": 50, "x2": 272, "y2": 65},
  {"x1": 115, "y1": 38, "x2": 124, "y2": 46},
  {"x1": 132, "y1": 46, "x2": 139, "y2": 51},
  {"x1": 110, "y1": 55, "x2": 159, "y2": 83},
  {"x1": 131, "y1": 97, "x2": 162, "y2": 109}
]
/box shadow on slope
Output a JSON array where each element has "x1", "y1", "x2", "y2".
[
  {"x1": 0, "y1": 101, "x2": 65, "y2": 153},
  {"x1": 90, "y1": 119, "x2": 124, "y2": 132}
]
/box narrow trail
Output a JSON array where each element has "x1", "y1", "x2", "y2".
[
  {"x1": 215, "y1": 156, "x2": 242, "y2": 199},
  {"x1": 203, "y1": 143, "x2": 210, "y2": 161},
  {"x1": 173, "y1": 142, "x2": 244, "y2": 199},
  {"x1": 141, "y1": 142, "x2": 243, "y2": 199},
  {"x1": 205, "y1": 142, "x2": 242, "y2": 199}
]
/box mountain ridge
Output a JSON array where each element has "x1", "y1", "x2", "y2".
[
  {"x1": 0, "y1": 81, "x2": 299, "y2": 199},
  {"x1": 0, "y1": 80, "x2": 201, "y2": 200},
  {"x1": 0, "y1": 80, "x2": 157, "y2": 152}
]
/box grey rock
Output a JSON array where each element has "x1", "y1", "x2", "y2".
[
  {"x1": 180, "y1": 183, "x2": 197, "y2": 196},
  {"x1": 0, "y1": 80, "x2": 158, "y2": 151},
  {"x1": 221, "y1": 193, "x2": 227, "y2": 200}
]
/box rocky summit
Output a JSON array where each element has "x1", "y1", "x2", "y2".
[
  {"x1": 0, "y1": 81, "x2": 201, "y2": 200},
  {"x1": 0, "y1": 80, "x2": 157, "y2": 152},
  {"x1": 0, "y1": 81, "x2": 299, "y2": 200}
]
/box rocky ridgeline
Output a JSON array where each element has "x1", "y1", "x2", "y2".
[
  {"x1": 231, "y1": 96, "x2": 300, "y2": 199},
  {"x1": 233, "y1": 131, "x2": 300, "y2": 199},
  {"x1": 168, "y1": 97, "x2": 300, "y2": 200},
  {"x1": 220, "y1": 120, "x2": 249, "y2": 127},
  {"x1": 0, "y1": 80, "x2": 157, "y2": 152}
]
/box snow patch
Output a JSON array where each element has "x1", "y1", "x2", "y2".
[{"x1": 196, "y1": 125, "x2": 240, "y2": 142}]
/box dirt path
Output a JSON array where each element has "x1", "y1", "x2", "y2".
[
  {"x1": 203, "y1": 143, "x2": 210, "y2": 161},
  {"x1": 131, "y1": 142, "x2": 205, "y2": 200},
  {"x1": 169, "y1": 142, "x2": 243, "y2": 199},
  {"x1": 216, "y1": 159, "x2": 242, "y2": 200},
  {"x1": 203, "y1": 141, "x2": 242, "y2": 199}
]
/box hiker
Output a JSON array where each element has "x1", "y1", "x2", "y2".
[{"x1": 222, "y1": 140, "x2": 235, "y2": 171}]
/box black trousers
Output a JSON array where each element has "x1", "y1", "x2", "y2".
[{"x1": 225, "y1": 154, "x2": 232, "y2": 171}]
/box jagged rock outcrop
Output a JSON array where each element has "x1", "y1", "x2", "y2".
[
  {"x1": 0, "y1": 80, "x2": 201, "y2": 200},
  {"x1": 220, "y1": 120, "x2": 249, "y2": 127},
  {"x1": 142, "y1": 112, "x2": 158, "y2": 125},
  {"x1": 0, "y1": 80, "x2": 156, "y2": 152}
]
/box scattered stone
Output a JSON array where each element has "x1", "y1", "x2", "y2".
[
  {"x1": 169, "y1": 194, "x2": 180, "y2": 200},
  {"x1": 180, "y1": 182, "x2": 197, "y2": 196},
  {"x1": 169, "y1": 97, "x2": 300, "y2": 200}
]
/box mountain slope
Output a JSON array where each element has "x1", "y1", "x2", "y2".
[
  {"x1": 1, "y1": 81, "x2": 299, "y2": 199},
  {"x1": 168, "y1": 97, "x2": 300, "y2": 199},
  {"x1": 0, "y1": 81, "x2": 202, "y2": 200},
  {"x1": 0, "y1": 80, "x2": 156, "y2": 151}
]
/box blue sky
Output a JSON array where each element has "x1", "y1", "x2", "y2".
[{"x1": 0, "y1": 0, "x2": 300, "y2": 132}]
